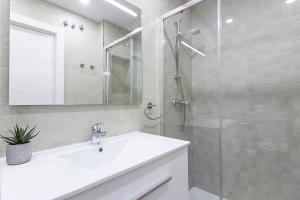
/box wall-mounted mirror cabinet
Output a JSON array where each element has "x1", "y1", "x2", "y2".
[{"x1": 9, "y1": 0, "x2": 142, "y2": 105}]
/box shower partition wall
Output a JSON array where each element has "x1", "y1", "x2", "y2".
[
  {"x1": 221, "y1": 0, "x2": 300, "y2": 200},
  {"x1": 161, "y1": 0, "x2": 221, "y2": 199}
]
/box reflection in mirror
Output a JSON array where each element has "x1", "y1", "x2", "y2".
[
  {"x1": 9, "y1": 0, "x2": 142, "y2": 105},
  {"x1": 105, "y1": 29, "x2": 142, "y2": 104}
]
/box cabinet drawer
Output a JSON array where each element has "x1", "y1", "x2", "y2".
[
  {"x1": 137, "y1": 178, "x2": 189, "y2": 200},
  {"x1": 66, "y1": 148, "x2": 188, "y2": 200}
]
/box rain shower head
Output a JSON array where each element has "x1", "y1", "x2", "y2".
[
  {"x1": 180, "y1": 28, "x2": 201, "y2": 37},
  {"x1": 190, "y1": 28, "x2": 200, "y2": 35}
]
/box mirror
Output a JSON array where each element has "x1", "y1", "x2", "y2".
[
  {"x1": 9, "y1": 0, "x2": 142, "y2": 105},
  {"x1": 105, "y1": 29, "x2": 142, "y2": 104}
]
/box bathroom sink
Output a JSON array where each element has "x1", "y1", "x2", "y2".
[
  {"x1": 61, "y1": 139, "x2": 128, "y2": 170},
  {"x1": 1, "y1": 132, "x2": 190, "y2": 200}
]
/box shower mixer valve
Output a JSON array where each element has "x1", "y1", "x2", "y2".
[{"x1": 172, "y1": 99, "x2": 189, "y2": 106}]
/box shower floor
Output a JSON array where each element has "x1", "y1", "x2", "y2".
[{"x1": 189, "y1": 187, "x2": 226, "y2": 200}]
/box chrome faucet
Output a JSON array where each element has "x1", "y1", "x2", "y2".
[{"x1": 91, "y1": 123, "x2": 107, "y2": 145}]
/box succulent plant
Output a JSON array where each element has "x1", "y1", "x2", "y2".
[{"x1": 0, "y1": 124, "x2": 39, "y2": 145}]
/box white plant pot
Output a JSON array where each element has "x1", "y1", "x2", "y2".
[{"x1": 6, "y1": 142, "x2": 32, "y2": 165}]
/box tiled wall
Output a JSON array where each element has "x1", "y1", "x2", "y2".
[
  {"x1": 0, "y1": 0, "x2": 182, "y2": 157},
  {"x1": 221, "y1": 0, "x2": 300, "y2": 199},
  {"x1": 103, "y1": 20, "x2": 129, "y2": 46}
]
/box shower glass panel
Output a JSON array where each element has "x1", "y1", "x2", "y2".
[
  {"x1": 221, "y1": 0, "x2": 300, "y2": 200},
  {"x1": 162, "y1": 0, "x2": 221, "y2": 199}
]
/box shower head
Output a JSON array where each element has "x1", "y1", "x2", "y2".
[
  {"x1": 190, "y1": 28, "x2": 200, "y2": 35},
  {"x1": 179, "y1": 28, "x2": 201, "y2": 37}
]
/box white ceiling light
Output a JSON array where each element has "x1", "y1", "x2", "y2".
[
  {"x1": 226, "y1": 18, "x2": 233, "y2": 24},
  {"x1": 80, "y1": 0, "x2": 90, "y2": 5},
  {"x1": 181, "y1": 41, "x2": 206, "y2": 57},
  {"x1": 104, "y1": 0, "x2": 137, "y2": 17},
  {"x1": 286, "y1": 0, "x2": 296, "y2": 4}
]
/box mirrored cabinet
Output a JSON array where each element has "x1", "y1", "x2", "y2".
[{"x1": 9, "y1": 0, "x2": 143, "y2": 105}]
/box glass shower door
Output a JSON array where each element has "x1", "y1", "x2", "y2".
[
  {"x1": 221, "y1": 0, "x2": 300, "y2": 200},
  {"x1": 162, "y1": 0, "x2": 221, "y2": 199}
]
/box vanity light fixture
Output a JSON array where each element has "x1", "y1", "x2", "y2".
[
  {"x1": 80, "y1": 0, "x2": 90, "y2": 5},
  {"x1": 104, "y1": 0, "x2": 138, "y2": 17},
  {"x1": 286, "y1": 0, "x2": 296, "y2": 4}
]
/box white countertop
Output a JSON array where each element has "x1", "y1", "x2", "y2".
[{"x1": 0, "y1": 132, "x2": 190, "y2": 200}]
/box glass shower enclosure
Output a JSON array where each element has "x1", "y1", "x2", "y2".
[
  {"x1": 161, "y1": 0, "x2": 221, "y2": 199},
  {"x1": 161, "y1": 0, "x2": 300, "y2": 200}
]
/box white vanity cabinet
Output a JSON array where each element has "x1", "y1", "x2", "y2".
[
  {"x1": 1, "y1": 132, "x2": 190, "y2": 200},
  {"x1": 66, "y1": 148, "x2": 189, "y2": 200}
]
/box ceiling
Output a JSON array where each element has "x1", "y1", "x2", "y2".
[{"x1": 45, "y1": 0, "x2": 141, "y2": 31}]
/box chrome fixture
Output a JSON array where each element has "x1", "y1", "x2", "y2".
[
  {"x1": 91, "y1": 123, "x2": 107, "y2": 146},
  {"x1": 172, "y1": 99, "x2": 190, "y2": 107},
  {"x1": 175, "y1": 19, "x2": 182, "y2": 79},
  {"x1": 172, "y1": 99, "x2": 191, "y2": 127},
  {"x1": 172, "y1": 18, "x2": 200, "y2": 128},
  {"x1": 175, "y1": 22, "x2": 205, "y2": 57},
  {"x1": 71, "y1": 23, "x2": 76, "y2": 29},
  {"x1": 190, "y1": 28, "x2": 201, "y2": 35},
  {"x1": 63, "y1": 20, "x2": 84, "y2": 32},
  {"x1": 144, "y1": 102, "x2": 164, "y2": 120},
  {"x1": 63, "y1": 20, "x2": 69, "y2": 27},
  {"x1": 90, "y1": 65, "x2": 96, "y2": 70},
  {"x1": 146, "y1": 102, "x2": 157, "y2": 110},
  {"x1": 79, "y1": 24, "x2": 84, "y2": 32}
]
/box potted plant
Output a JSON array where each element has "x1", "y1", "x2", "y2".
[{"x1": 0, "y1": 124, "x2": 39, "y2": 165}]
